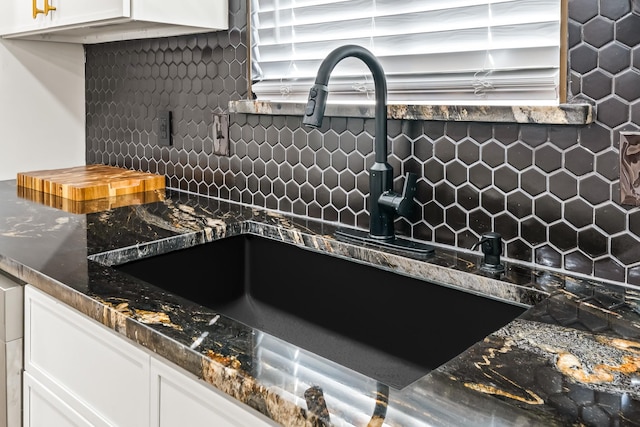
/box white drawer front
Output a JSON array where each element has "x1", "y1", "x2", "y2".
[
  {"x1": 150, "y1": 357, "x2": 279, "y2": 427},
  {"x1": 24, "y1": 371, "x2": 95, "y2": 427}
]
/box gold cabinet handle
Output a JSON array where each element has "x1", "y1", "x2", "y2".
[
  {"x1": 43, "y1": 0, "x2": 56, "y2": 15},
  {"x1": 32, "y1": 0, "x2": 44, "y2": 18},
  {"x1": 32, "y1": 0, "x2": 56, "y2": 19}
]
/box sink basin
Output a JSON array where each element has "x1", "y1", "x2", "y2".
[{"x1": 113, "y1": 234, "x2": 526, "y2": 389}]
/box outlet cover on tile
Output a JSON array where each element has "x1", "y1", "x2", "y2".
[
  {"x1": 212, "y1": 112, "x2": 229, "y2": 156},
  {"x1": 620, "y1": 132, "x2": 640, "y2": 206},
  {"x1": 157, "y1": 110, "x2": 172, "y2": 146}
]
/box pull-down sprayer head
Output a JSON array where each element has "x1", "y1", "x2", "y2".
[{"x1": 303, "y1": 84, "x2": 329, "y2": 128}]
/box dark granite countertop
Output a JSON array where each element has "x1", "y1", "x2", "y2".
[{"x1": 1, "y1": 180, "x2": 639, "y2": 426}]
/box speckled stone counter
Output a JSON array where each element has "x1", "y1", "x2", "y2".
[{"x1": 1, "y1": 180, "x2": 639, "y2": 426}]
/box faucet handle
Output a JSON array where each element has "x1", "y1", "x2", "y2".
[
  {"x1": 378, "y1": 172, "x2": 418, "y2": 219},
  {"x1": 397, "y1": 172, "x2": 418, "y2": 217}
]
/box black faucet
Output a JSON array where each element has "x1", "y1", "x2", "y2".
[{"x1": 303, "y1": 45, "x2": 434, "y2": 259}]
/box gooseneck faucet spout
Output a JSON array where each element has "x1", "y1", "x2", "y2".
[
  {"x1": 303, "y1": 45, "x2": 395, "y2": 239},
  {"x1": 304, "y1": 45, "x2": 388, "y2": 168},
  {"x1": 304, "y1": 45, "x2": 434, "y2": 258}
]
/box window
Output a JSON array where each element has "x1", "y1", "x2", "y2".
[{"x1": 249, "y1": 0, "x2": 564, "y2": 106}]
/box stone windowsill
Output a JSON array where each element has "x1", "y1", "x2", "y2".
[{"x1": 229, "y1": 100, "x2": 593, "y2": 126}]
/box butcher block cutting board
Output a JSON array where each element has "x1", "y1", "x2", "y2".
[
  {"x1": 17, "y1": 186, "x2": 166, "y2": 214},
  {"x1": 17, "y1": 165, "x2": 165, "y2": 202}
]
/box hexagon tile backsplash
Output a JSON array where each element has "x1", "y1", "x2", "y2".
[{"x1": 85, "y1": 0, "x2": 640, "y2": 288}]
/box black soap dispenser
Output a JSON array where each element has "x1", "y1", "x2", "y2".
[{"x1": 473, "y1": 232, "x2": 505, "y2": 274}]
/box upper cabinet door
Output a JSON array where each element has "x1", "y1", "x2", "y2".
[
  {"x1": 1, "y1": 0, "x2": 127, "y2": 36},
  {"x1": 0, "y1": 0, "x2": 228, "y2": 43}
]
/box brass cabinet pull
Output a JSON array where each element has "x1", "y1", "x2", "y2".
[
  {"x1": 32, "y1": 0, "x2": 56, "y2": 19},
  {"x1": 43, "y1": 0, "x2": 56, "y2": 15},
  {"x1": 32, "y1": 0, "x2": 44, "y2": 18}
]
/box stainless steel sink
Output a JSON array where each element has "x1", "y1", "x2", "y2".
[{"x1": 113, "y1": 234, "x2": 526, "y2": 389}]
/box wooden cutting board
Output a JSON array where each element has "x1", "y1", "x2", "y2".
[
  {"x1": 17, "y1": 185, "x2": 166, "y2": 214},
  {"x1": 17, "y1": 165, "x2": 166, "y2": 201}
]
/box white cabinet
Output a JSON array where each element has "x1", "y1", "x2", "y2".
[
  {"x1": 24, "y1": 285, "x2": 281, "y2": 427},
  {"x1": 1, "y1": 0, "x2": 125, "y2": 39},
  {"x1": 150, "y1": 357, "x2": 279, "y2": 427},
  {"x1": 24, "y1": 285, "x2": 150, "y2": 427},
  {"x1": 0, "y1": 0, "x2": 228, "y2": 44},
  {"x1": 23, "y1": 372, "x2": 95, "y2": 427},
  {"x1": 0, "y1": 272, "x2": 24, "y2": 427}
]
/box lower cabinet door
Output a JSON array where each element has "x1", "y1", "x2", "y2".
[
  {"x1": 23, "y1": 371, "x2": 94, "y2": 427},
  {"x1": 24, "y1": 285, "x2": 150, "y2": 427},
  {"x1": 150, "y1": 357, "x2": 279, "y2": 427},
  {"x1": 24, "y1": 285, "x2": 281, "y2": 427}
]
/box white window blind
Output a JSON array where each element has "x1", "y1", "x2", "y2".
[{"x1": 250, "y1": 0, "x2": 562, "y2": 105}]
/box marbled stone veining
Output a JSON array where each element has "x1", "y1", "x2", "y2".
[
  {"x1": 229, "y1": 100, "x2": 594, "y2": 125},
  {"x1": 1, "y1": 180, "x2": 639, "y2": 426}
]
